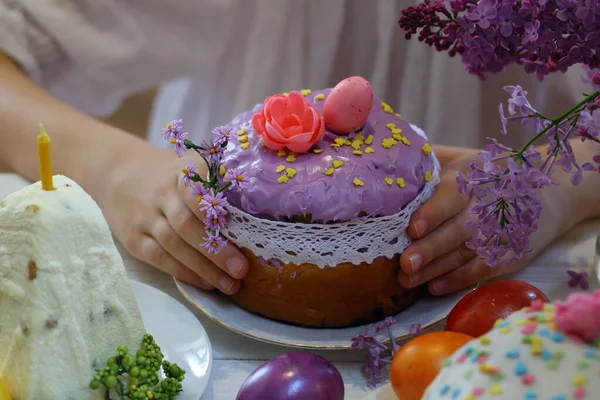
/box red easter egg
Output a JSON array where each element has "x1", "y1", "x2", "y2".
[
  {"x1": 323, "y1": 76, "x2": 374, "y2": 135},
  {"x1": 444, "y1": 280, "x2": 549, "y2": 337}
]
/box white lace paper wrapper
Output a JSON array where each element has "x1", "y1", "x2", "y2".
[{"x1": 221, "y1": 125, "x2": 440, "y2": 268}]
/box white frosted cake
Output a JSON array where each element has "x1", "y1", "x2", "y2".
[
  {"x1": 0, "y1": 175, "x2": 146, "y2": 399},
  {"x1": 423, "y1": 294, "x2": 600, "y2": 400}
]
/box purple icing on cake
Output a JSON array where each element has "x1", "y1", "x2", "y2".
[{"x1": 220, "y1": 88, "x2": 435, "y2": 223}]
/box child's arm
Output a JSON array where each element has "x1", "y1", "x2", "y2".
[
  {"x1": 0, "y1": 52, "x2": 248, "y2": 294},
  {"x1": 399, "y1": 141, "x2": 600, "y2": 294}
]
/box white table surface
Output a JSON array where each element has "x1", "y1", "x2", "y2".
[{"x1": 1, "y1": 173, "x2": 599, "y2": 400}]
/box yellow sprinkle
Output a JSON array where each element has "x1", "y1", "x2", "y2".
[
  {"x1": 393, "y1": 132, "x2": 404, "y2": 141},
  {"x1": 531, "y1": 338, "x2": 543, "y2": 355},
  {"x1": 478, "y1": 363, "x2": 493, "y2": 373},
  {"x1": 313, "y1": 149, "x2": 324, "y2": 154},
  {"x1": 493, "y1": 319, "x2": 505, "y2": 328},
  {"x1": 543, "y1": 304, "x2": 554, "y2": 313},
  {"x1": 219, "y1": 165, "x2": 227, "y2": 176},
  {"x1": 324, "y1": 167, "x2": 334, "y2": 176},
  {"x1": 365, "y1": 147, "x2": 375, "y2": 154},
  {"x1": 381, "y1": 138, "x2": 397, "y2": 148},
  {"x1": 465, "y1": 395, "x2": 475, "y2": 400},
  {"x1": 237, "y1": 128, "x2": 247, "y2": 136},
  {"x1": 384, "y1": 177, "x2": 393, "y2": 186},
  {"x1": 364, "y1": 135, "x2": 373, "y2": 145},
  {"x1": 277, "y1": 149, "x2": 287, "y2": 157},
  {"x1": 489, "y1": 384, "x2": 502, "y2": 396},
  {"x1": 392, "y1": 128, "x2": 403, "y2": 135},
  {"x1": 383, "y1": 104, "x2": 394, "y2": 114},
  {"x1": 351, "y1": 141, "x2": 363, "y2": 150},
  {"x1": 400, "y1": 136, "x2": 411, "y2": 146},
  {"x1": 286, "y1": 155, "x2": 296, "y2": 162},
  {"x1": 282, "y1": 92, "x2": 289, "y2": 96},
  {"x1": 516, "y1": 319, "x2": 527, "y2": 327},
  {"x1": 286, "y1": 168, "x2": 297, "y2": 178},
  {"x1": 344, "y1": 139, "x2": 352, "y2": 145},
  {"x1": 355, "y1": 134, "x2": 365, "y2": 141},
  {"x1": 277, "y1": 175, "x2": 289, "y2": 184},
  {"x1": 332, "y1": 160, "x2": 344, "y2": 169},
  {"x1": 573, "y1": 376, "x2": 587, "y2": 386},
  {"x1": 480, "y1": 336, "x2": 491, "y2": 345},
  {"x1": 396, "y1": 177, "x2": 405, "y2": 188},
  {"x1": 395, "y1": 113, "x2": 402, "y2": 118},
  {"x1": 353, "y1": 150, "x2": 363, "y2": 155},
  {"x1": 238, "y1": 135, "x2": 248, "y2": 143},
  {"x1": 353, "y1": 178, "x2": 364, "y2": 187},
  {"x1": 422, "y1": 143, "x2": 433, "y2": 156},
  {"x1": 386, "y1": 123, "x2": 396, "y2": 130},
  {"x1": 240, "y1": 142, "x2": 250, "y2": 149},
  {"x1": 424, "y1": 171, "x2": 433, "y2": 182},
  {"x1": 499, "y1": 326, "x2": 512, "y2": 334},
  {"x1": 276, "y1": 165, "x2": 286, "y2": 173},
  {"x1": 380, "y1": 101, "x2": 390, "y2": 108},
  {"x1": 334, "y1": 138, "x2": 346, "y2": 145},
  {"x1": 300, "y1": 89, "x2": 312, "y2": 96},
  {"x1": 331, "y1": 143, "x2": 341, "y2": 148},
  {"x1": 315, "y1": 93, "x2": 325, "y2": 100}
]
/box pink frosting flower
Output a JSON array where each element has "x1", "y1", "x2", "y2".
[
  {"x1": 251, "y1": 91, "x2": 325, "y2": 154},
  {"x1": 554, "y1": 290, "x2": 600, "y2": 342}
]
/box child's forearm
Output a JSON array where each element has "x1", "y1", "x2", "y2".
[
  {"x1": 555, "y1": 139, "x2": 600, "y2": 223},
  {"x1": 0, "y1": 53, "x2": 149, "y2": 203}
]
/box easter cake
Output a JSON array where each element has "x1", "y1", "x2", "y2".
[
  {"x1": 0, "y1": 175, "x2": 147, "y2": 399},
  {"x1": 423, "y1": 291, "x2": 600, "y2": 399},
  {"x1": 169, "y1": 77, "x2": 440, "y2": 328}
]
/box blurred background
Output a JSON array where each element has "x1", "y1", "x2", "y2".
[{"x1": 0, "y1": 90, "x2": 156, "y2": 173}]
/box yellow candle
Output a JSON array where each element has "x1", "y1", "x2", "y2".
[{"x1": 37, "y1": 124, "x2": 55, "y2": 191}]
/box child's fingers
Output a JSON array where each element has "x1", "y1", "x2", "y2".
[
  {"x1": 427, "y1": 257, "x2": 506, "y2": 295},
  {"x1": 164, "y1": 194, "x2": 248, "y2": 282},
  {"x1": 150, "y1": 216, "x2": 240, "y2": 294},
  {"x1": 408, "y1": 171, "x2": 470, "y2": 239},
  {"x1": 400, "y1": 211, "x2": 474, "y2": 274},
  {"x1": 137, "y1": 234, "x2": 215, "y2": 291}
]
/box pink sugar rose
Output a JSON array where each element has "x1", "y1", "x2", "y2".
[
  {"x1": 251, "y1": 91, "x2": 325, "y2": 154},
  {"x1": 554, "y1": 290, "x2": 600, "y2": 342}
]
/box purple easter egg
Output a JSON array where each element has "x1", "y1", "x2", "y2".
[{"x1": 236, "y1": 352, "x2": 344, "y2": 400}]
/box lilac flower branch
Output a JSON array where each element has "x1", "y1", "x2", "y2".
[{"x1": 350, "y1": 318, "x2": 423, "y2": 386}]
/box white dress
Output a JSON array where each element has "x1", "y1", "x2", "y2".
[{"x1": 0, "y1": 0, "x2": 588, "y2": 150}]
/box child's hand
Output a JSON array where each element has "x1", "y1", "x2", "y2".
[
  {"x1": 398, "y1": 146, "x2": 572, "y2": 295},
  {"x1": 101, "y1": 145, "x2": 248, "y2": 295}
]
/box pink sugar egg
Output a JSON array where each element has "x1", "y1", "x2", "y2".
[{"x1": 323, "y1": 76, "x2": 374, "y2": 135}]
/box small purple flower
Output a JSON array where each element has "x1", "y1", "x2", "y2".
[
  {"x1": 204, "y1": 213, "x2": 227, "y2": 231},
  {"x1": 164, "y1": 120, "x2": 189, "y2": 157},
  {"x1": 200, "y1": 139, "x2": 225, "y2": 163},
  {"x1": 180, "y1": 162, "x2": 197, "y2": 187},
  {"x1": 201, "y1": 234, "x2": 227, "y2": 254},
  {"x1": 225, "y1": 169, "x2": 250, "y2": 189},
  {"x1": 199, "y1": 191, "x2": 229, "y2": 217},
  {"x1": 162, "y1": 119, "x2": 184, "y2": 140},
  {"x1": 567, "y1": 269, "x2": 590, "y2": 290},
  {"x1": 465, "y1": 0, "x2": 498, "y2": 29},
  {"x1": 192, "y1": 184, "x2": 209, "y2": 204},
  {"x1": 409, "y1": 323, "x2": 423, "y2": 337},
  {"x1": 212, "y1": 124, "x2": 233, "y2": 144}
]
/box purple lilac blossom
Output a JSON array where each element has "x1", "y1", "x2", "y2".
[
  {"x1": 567, "y1": 270, "x2": 590, "y2": 290},
  {"x1": 399, "y1": 0, "x2": 600, "y2": 80}
]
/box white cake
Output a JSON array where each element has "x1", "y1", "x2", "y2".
[
  {"x1": 423, "y1": 301, "x2": 600, "y2": 400},
  {"x1": 0, "y1": 175, "x2": 146, "y2": 399}
]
